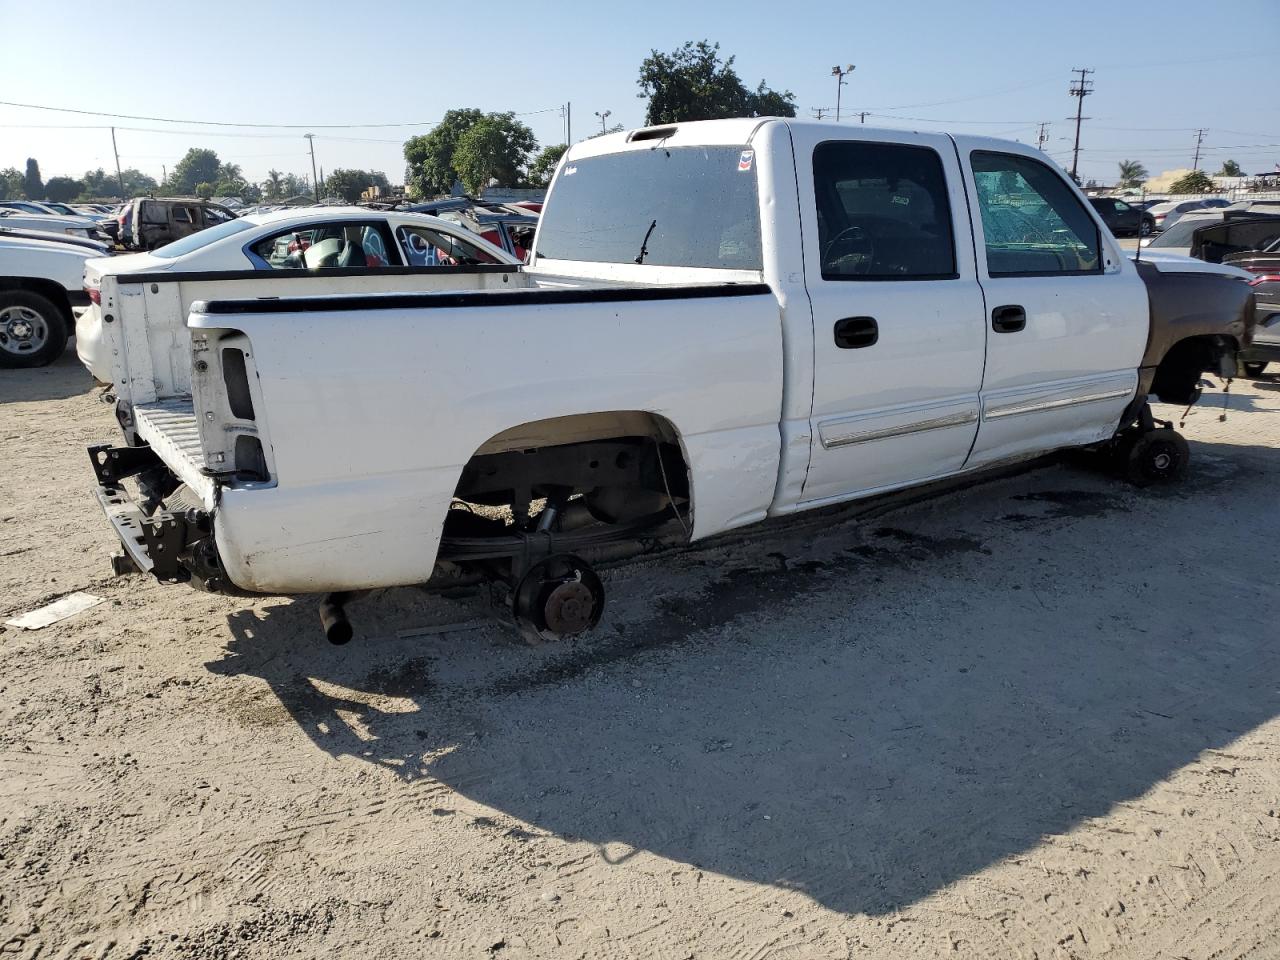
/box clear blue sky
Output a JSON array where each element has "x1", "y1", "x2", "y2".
[{"x1": 1, "y1": 0, "x2": 1276, "y2": 188}]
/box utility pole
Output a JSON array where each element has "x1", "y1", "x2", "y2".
[
  {"x1": 594, "y1": 109, "x2": 612, "y2": 134},
  {"x1": 304, "y1": 134, "x2": 319, "y2": 203},
  {"x1": 1192, "y1": 128, "x2": 1207, "y2": 171},
  {"x1": 1067, "y1": 67, "x2": 1094, "y2": 182},
  {"x1": 831, "y1": 64, "x2": 854, "y2": 122},
  {"x1": 810, "y1": 107, "x2": 832, "y2": 120},
  {"x1": 561, "y1": 102, "x2": 572, "y2": 144},
  {"x1": 110, "y1": 126, "x2": 125, "y2": 201},
  {"x1": 1036, "y1": 122, "x2": 1050, "y2": 151},
  {"x1": 857, "y1": 111, "x2": 867, "y2": 123}
]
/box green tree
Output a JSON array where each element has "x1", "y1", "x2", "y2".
[
  {"x1": 23, "y1": 158, "x2": 44, "y2": 200},
  {"x1": 527, "y1": 144, "x2": 568, "y2": 187},
  {"x1": 43, "y1": 176, "x2": 82, "y2": 202},
  {"x1": 166, "y1": 148, "x2": 221, "y2": 195},
  {"x1": 637, "y1": 40, "x2": 795, "y2": 125},
  {"x1": 450, "y1": 114, "x2": 538, "y2": 195},
  {"x1": 403, "y1": 108, "x2": 484, "y2": 197},
  {"x1": 1117, "y1": 160, "x2": 1148, "y2": 188},
  {"x1": 78, "y1": 167, "x2": 157, "y2": 200},
  {"x1": 1169, "y1": 170, "x2": 1214, "y2": 194},
  {"x1": 323, "y1": 168, "x2": 392, "y2": 202},
  {"x1": 195, "y1": 182, "x2": 215, "y2": 199},
  {"x1": 0, "y1": 167, "x2": 26, "y2": 200},
  {"x1": 1218, "y1": 159, "x2": 1242, "y2": 177},
  {"x1": 262, "y1": 169, "x2": 284, "y2": 200}
]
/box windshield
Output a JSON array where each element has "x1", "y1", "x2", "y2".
[
  {"x1": 1149, "y1": 216, "x2": 1217, "y2": 248},
  {"x1": 149, "y1": 217, "x2": 254, "y2": 258},
  {"x1": 536, "y1": 145, "x2": 762, "y2": 270}
]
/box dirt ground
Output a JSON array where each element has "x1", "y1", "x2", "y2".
[{"x1": 2, "y1": 350, "x2": 1279, "y2": 959}]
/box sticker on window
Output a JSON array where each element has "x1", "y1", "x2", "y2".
[
  {"x1": 563, "y1": 165, "x2": 578, "y2": 176},
  {"x1": 891, "y1": 195, "x2": 910, "y2": 205},
  {"x1": 738, "y1": 150, "x2": 754, "y2": 172}
]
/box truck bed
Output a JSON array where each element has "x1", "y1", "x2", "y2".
[{"x1": 133, "y1": 398, "x2": 215, "y2": 507}]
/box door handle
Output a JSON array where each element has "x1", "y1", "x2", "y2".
[
  {"x1": 991, "y1": 305, "x2": 1026, "y2": 333},
  {"x1": 834, "y1": 316, "x2": 878, "y2": 349}
]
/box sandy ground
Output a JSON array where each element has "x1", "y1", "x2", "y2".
[{"x1": 2, "y1": 350, "x2": 1279, "y2": 959}]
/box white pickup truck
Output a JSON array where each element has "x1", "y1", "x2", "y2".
[{"x1": 87, "y1": 119, "x2": 1255, "y2": 642}]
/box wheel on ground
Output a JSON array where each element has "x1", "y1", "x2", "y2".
[
  {"x1": 0, "y1": 290, "x2": 69, "y2": 368},
  {"x1": 1242, "y1": 361, "x2": 1268, "y2": 378},
  {"x1": 1139, "y1": 220, "x2": 1153, "y2": 237},
  {"x1": 1126, "y1": 429, "x2": 1190, "y2": 486}
]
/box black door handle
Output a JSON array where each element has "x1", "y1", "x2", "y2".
[
  {"x1": 834, "y1": 316, "x2": 878, "y2": 349},
  {"x1": 991, "y1": 305, "x2": 1026, "y2": 333}
]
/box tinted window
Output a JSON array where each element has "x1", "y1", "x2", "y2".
[
  {"x1": 536, "y1": 145, "x2": 761, "y2": 269},
  {"x1": 971, "y1": 151, "x2": 1101, "y2": 275},
  {"x1": 812, "y1": 141, "x2": 957, "y2": 280}
]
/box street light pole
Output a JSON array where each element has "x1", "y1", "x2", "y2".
[
  {"x1": 831, "y1": 64, "x2": 854, "y2": 122},
  {"x1": 594, "y1": 109, "x2": 612, "y2": 133},
  {"x1": 304, "y1": 133, "x2": 319, "y2": 203}
]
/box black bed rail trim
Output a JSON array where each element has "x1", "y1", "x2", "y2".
[
  {"x1": 118, "y1": 264, "x2": 520, "y2": 285},
  {"x1": 191, "y1": 282, "x2": 774, "y2": 315}
]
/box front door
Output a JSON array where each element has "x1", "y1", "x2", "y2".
[
  {"x1": 793, "y1": 129, "x2": 988, "y2": 505},
  {"x1": 954, "y1": 142, "x2": 1149, "y2": 470}
]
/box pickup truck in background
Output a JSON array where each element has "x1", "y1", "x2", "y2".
[
  {"x1": 86, "y1": 119, "x2": 1256, "y2": 643},
  {"x1": 0, "y1": 233, "x2": 97, "y2": 367}
]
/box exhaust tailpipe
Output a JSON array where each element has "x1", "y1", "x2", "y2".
[{"x1": 319, "y1": 592, "x2": 354, "y2": 645}]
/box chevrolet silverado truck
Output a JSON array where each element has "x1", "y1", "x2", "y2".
[
  {"x1": 1, "y1": 232, "x2": 98, "y2": 367},
  {"x1": 86, "y1": 119, "x2": 1256, "y2": 643}
]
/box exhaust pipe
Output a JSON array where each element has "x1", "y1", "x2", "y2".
[{"x1": 319, "y1": 592, "x2": 354, "y2": 645}]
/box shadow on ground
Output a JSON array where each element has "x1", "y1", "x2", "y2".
[
  {"x1": 209, "y1": 438, "x2": 1280, "y2": 917},
  {"x1": 0, "y1": 348, "x2": 97, "y2": 404}
]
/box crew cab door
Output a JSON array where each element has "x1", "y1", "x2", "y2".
[
  {"x1": 953, "y1": 140, "x2": 1149, "y2": 469},
  {"x1": 791, "y1": 128, "x2": 986, "y2": 504}
]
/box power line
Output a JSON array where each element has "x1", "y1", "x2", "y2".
[{"x1": 0, "y1": 98, "x2": 560, "y2": 129}]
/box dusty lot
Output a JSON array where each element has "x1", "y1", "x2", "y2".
[{"x1": 2, "y1": 351, "x2": 1279, "y2": 959}]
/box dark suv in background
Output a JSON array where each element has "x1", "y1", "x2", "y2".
[{"x1": 1089, "y1": 197, "x2": 1156, "y2": 237}]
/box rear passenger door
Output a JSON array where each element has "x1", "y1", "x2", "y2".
[
  {"x1": 954, "y1": 142, "x2": 1149, "y2": 469},
  {"x1": 792, "y1": 129, "x2": 987, "y2": 504}
]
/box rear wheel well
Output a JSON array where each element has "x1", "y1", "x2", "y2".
[
  {"x1": 1150, "y1": 334, "x2": 1236, "y2": 405},
  {"x1": 455, "y1": 411, "x2": 690, "y2": 521}
]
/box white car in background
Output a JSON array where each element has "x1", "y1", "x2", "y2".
[
  {"x1": 0, "y1": 208, "x2": 108, "y2": 241},
  {"x1": 76, "y1": 206, "x2": 518, "y2": 381},
  {"x1": 0, "y1": 233, "x2": 97, "y2": 367},
  {"x1": 1145, "y1": 199, "x2": 1208, "y2": 233}
]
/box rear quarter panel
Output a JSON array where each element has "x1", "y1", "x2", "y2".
[{"x1": 198, "y1": 289, "x2": 784, "y2": 593}]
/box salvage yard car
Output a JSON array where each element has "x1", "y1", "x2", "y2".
[
  {"x1": 119, "y1": 198, "x2": 237, "y2": 251},
  {"x1": 0, "y1": 232, "x2": 97, "y2": 367},
  {"x1": 75, "y1": 207, "x2": 516, "y2": 382},
  {"x1": 84, "y1": 119, "x2": 1257, "y2": 643}
]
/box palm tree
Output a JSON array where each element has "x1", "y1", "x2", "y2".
[
  {"x1": 1117, "y1": 160, "x2": 1148, "y2": 188},
  {"x1": 263, "y1": 169, "x2": 283, "y2": 200},
  {"x1": 1218, "y1": 159, "x2": 1242, "y2": 177}
]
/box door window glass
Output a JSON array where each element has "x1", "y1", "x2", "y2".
[
  {"x1": 812, "y1": 141, "x2": 957, "y2": 280},
  {"x1": 971, "y1": 151, "x2": 1101, "y2": 275},
  {"x1": 172, "y1": 207, "x2": 193, "y2": 224},
  {"x1": 397, "y1": 225, "x2": 501, "y2": 266},
  {"x1": 247, "y1": 221, "x2": 397, "y2": 270}
]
